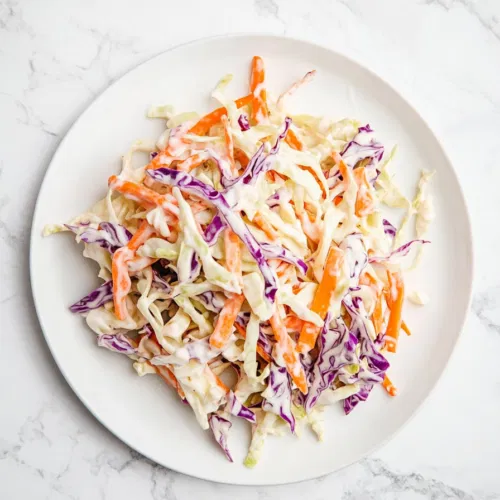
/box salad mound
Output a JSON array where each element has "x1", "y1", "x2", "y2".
[{"x1": 44, "y1": 56, "x2": 434, "y2": 466}]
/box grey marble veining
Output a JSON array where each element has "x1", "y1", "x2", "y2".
[{"x1": 1, "y1": 0, "x2": 500, "y2": 498}]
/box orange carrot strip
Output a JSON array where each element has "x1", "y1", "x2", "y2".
[
  {"x1": 234, "y1": 322, "x2": 272, "y2": 363},
  {"x1": 111, "y1": 250, "x2": 131, "y2": 321},
  {"x1": 109, "y1": 175, "x2": 164, "y2": 207},
  {"x1": 385, "y1": 271, "x2": 405, "y2": 353},
  {"x1": 285, "y1": 129, "x2": 304, "y2": 151},
  {"x1": 108, "y1": 176, "x2": 178, "y2": 219},
  {"x1": 131, "y1": 335, "x2": 185, "y2": 399},
  {"x1": 372, "y1": 293, "x2": 384, "y2": 336},
  {"x1": 148, "y1": 149, "x2": 177, "y2": 170},
  {"x1": 359, "y1": 271, "x2": 385, "y2": 335},
  {"x1": 250, "y1": 56, "x2": 268, "y2": 124},
  {"x1": 111, "y1": 221, "x2": 155, "y2": 320},
  {"x1": 209, "y1": 228, "x2": 244, "y2": 349},
  {"x1": 284, "y1": 315, "x2": 305, "y2": 332},
  {"x1": 203, "y1": 364, "x2": 230, "y2": 394},
  {"x1": 276, "y1": 262, "x2": 293, "y2": 280},
  {"x1": 221, "y1": 115, "x2": 237, "y2": 175},
  {"x1": 223, "y1": 228, "x2": 241, "y2": 277},
  {"x1": 253, "y1": 212, "x2": 278, "y2": 241},
  {"x1": 402, "y1": 320, "x2": 411, "y2": 336},
  {"x1": 234, "y1": 148, "x2": 249, "y2": 169},
  {"x1": 127, "y1": 220, "x2": 156, "y2": 251},
  {"x1": 152, "y1": 363, "x2": 186, "y2": 399},
  {"x1": 382, "y1": 375, "x2": 397, "y2": 397},
  {"x1": 209, "y1": 294, "x2": 245, "y2": 349},
  {"x1": 353, "y1": 166, "x2": 376, "y2": 217},
  {"x1": 189, "y1": 94, "x2": 253, "y2": 136},
  {"x1": 332, "y1": 152, "x2": 354, "y2": 191},
  {"x1": 297, "y1": 246, "x2": 344, "y2": 353},
  {"x1": 127, "y1": 255, "x2": 157, "y2": 273},
  {"x1": 269, "y1": 311, "x2": 308, "y2": 394},
  {"x1": 176, "y1": 153, "x2": 209, "y2": 172}
]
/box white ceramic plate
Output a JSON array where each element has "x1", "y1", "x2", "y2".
[{"x1": 30, "y1": 35, "x2": 473, "y2": 485}]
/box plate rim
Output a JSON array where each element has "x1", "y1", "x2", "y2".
[{"x1": 29, "y1": 32, "x2": 475, "y2": 486}]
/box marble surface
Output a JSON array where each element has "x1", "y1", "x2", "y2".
[{"x1": 1, "y1": 0, "x2": 500, "y2": 498}]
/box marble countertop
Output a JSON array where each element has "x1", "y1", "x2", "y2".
[{"x1": 2, "y1": 0, "x2": 500, "y2": 498}]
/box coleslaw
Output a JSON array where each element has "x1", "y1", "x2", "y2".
[{"x1": 44, "y1": 56, "x2": 434, "y2": 466}]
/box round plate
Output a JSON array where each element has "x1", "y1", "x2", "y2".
[{"x1": 30, "y1": 34, "x2": 473, "y2": 485}]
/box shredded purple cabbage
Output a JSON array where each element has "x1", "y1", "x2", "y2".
[
  {"x1": 266, "y1": 192, "x2": 281, "y2": 210},
  {"x1": 152, "y1": 270, "x2": 174, "y2": 293},
  {"x1": 238, "y1": 114, "x2": 250, "y2": 131},
  {"x1": 260, "y1": 242, "x2": 308, "y2": 274},
  {"x1": 203, "y1": 214, "x2": 226, "y2": 246},
  {"x1": 223, "y1": 117, "x2": 291, "y2": 190},
  {"x1": 262, "y1": 363, "x2": 295, "y2": 432},
  {"x1": 342, "y1": 295, "x2": 390, "y2": 414},
  {"x1": 66, "y1": 222, "x2": 132, "y2": 253},
  {"x1": 304, "y1": 313, "x2": 358, "y2": 412},
  {"x1": 383, "y1": 219, "x2": 397, "y2": 239},
  {"x1": 97, "y1": 333, "x2": 136, "y2": 354},
  {"x1": 369, "y1": 239, "x2": 430, "y2": 264},
  {"x1": 208, "y1": 414, "x2": 233, "y2": 462},
  {"x1": 343, "y1": 384, "x2": 373, "y2": 414},
  {"x1": 190, "y1": 252, "x2": 201, "y2": 281},
  {"x1": 194, "y1": 291, "x2": 225, "y2": 313},
  {"x1": 70, "y1": 281, "x2": 113, "y2": 314},
  {"x1": 341, "y1": 124, "x2": 384, "y2": 169},
  {"x1": 226, "y1": 391, "x2": 256, "y2": 423}
]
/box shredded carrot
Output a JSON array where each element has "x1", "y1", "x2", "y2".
[
  {"x1": 297, "y1": 245, "x2": 344, "y2": 353},
  {"x1": 209, "y1": 296, "x2": 244, "y2": 348},
  {"x1": 108, "y1": 175, "x2": 178, "y2": 217},
  {"x1": 285, "y1": 129, "x2": 304, "y2": 151},
  {"x1": 221, "y1": 115, "x2": 237, "y2": 175},
  {"x1": 223, "y1": 228, "x2": 242, "y2": 278},
  {"x1": 385, "y1": 271, "x2": 405, "y2": 353},
  {"x1": 189, "y1": 94, "x2": 252, "y2": 136},
  {"x1": 234, "y1": 148, "x2": 249, "y2": 169},
  {"x1": 253, "y1": 212, "x2": 278, "y2": 241},
  {"x1": 372, "y1": 293, "x2": 384, "y2": 336},
  {"x1": 382, "y1": 375, "x2": 397, "y2": 397},
  {"x1": 209, "y1": 229, "x2": 244, "y2": 349},
  {"x1": 176, "y1": 153, "x2": 208, "y2": 172},
  {"x1": 353, "y1": 166, "x2": 376, "y2": 217},
  {"x1": 148, "y1": 151, "x2": 176, "y2": 170},
  {"x1": 284, "y1": 315, "x2": 305, "y2": 332},
  {"x1": 402, "y1": 320, "x2": 411, "y2": 336},
  {"x1": 111, "y1": 250, "x2": 131, "y2": 321},
  {"x1": 278, "y1": 264, "x2": 294, "y2": 283},
  {"x1": 109, "y1": 175, "x2": 163, "y2": 207},
  {"x1": 152, "y1": 363, "x2": 186, "y2": 399},
  {"x1": 331, "y1": 152, "x2": 354, "y2": 194},
  {"x1": 269, "y1": 311, "x2": 308, "y2": 394},
  {"x1": 207, "y1": 367, "x2": 230, "y2": 393},
  {"x1": 112, "y1": 220, "x2": 155, "y2": 320},
  {"x1": 127, "y1": 255, "x2": 157, "y2": 273},
  {"x1": 298, "y1": 212, "x2": 321, "y2": 243},
  {"x1": 249, "y1": 56, "x2": 268, "y2": 124}
]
